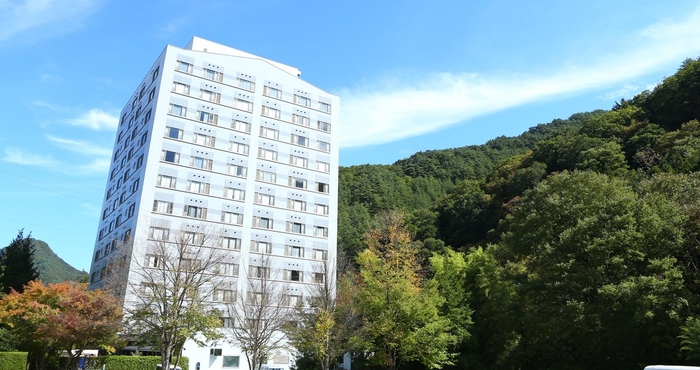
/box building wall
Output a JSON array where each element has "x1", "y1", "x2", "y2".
[{"x1": 89, "y1": 37, "x2": 339, "y2": 370}]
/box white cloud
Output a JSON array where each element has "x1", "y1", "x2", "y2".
[
  {"x1": 76, "y1": 158, "x2": 111, "y2": 174},
  {"x1": 0, "y1": 0, "x2": 101, "y2": 43},
  {"x1": 338, "y1": 6, "x2": 700, "y2": 148},
  {"x1": 63, "y1": 108, "x2": 119, "y2": 131},
  {"x1": 2, "y1": 147, "x2": 57, "y2": 166},
  {"x1": 46, "y1": 135, "x2": 113, "y2": 156},
  {"x1": 158, "y1": 18, "x2": 187, "y2": 38}
]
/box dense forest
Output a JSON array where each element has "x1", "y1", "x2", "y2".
[{"x1": 335, "y1": 57, "x2": 700, "y2": 370}]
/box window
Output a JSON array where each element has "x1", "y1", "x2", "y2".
[
  {"x1": 319, "y1": 102, "x2": 331, "y2": 113},
  {"x1": 315, "y1": 203, "x2": 329, "y2": 215},
  {"x1": 213, "y1": 289, "x2": 236, "y2": 302},
  {"x1": 317, "y1": 120, "x2": 331, "y2": 132},
  {"x1": 149, "y1": 227, "x2": 169, "y2": 240},
  {"x1": 200, "y1": 89, "x2": 221, "y2": 103},
  {"x1": 234, "y1": 99, "x2": 253, "y2": 112},
  {"x1": 288, "y1": 199, "x2": 306, "y2": 211},
  {"x1": 198, "y1": 111, "x2": 218, "y2": 125},
  {"x1": 294, "y1": 95, "x2": 310, "y2": 107},
  {"x1": 172, "y1": 82, "x2": 190, "y2": 95},
  {"x1": 148, "y1": 89, "x2": 156, "y2": 102},
  {"x1": 224, "y1": 188, "x2": 246, "y2": 201},
  {"x1": 262, "y1": 106, "x2": 280, "y2": 119},
  {"x1": 292, "y1": 114, "x2": 310, "y2": 126},
  {"x1": 127, "y1": 203, "x2": 136, "y2": 217},
  {"x1": 221, "y1": 211, "x2": 243, "y2": 225},
  {"x1": 290, "y1": 155, "x2": 308, "y2": 168},
  {"x1": 140, "y1": 131, "x2": 148, "y2": 146},
  {"x1": 314, "y1": 226, "x2": 328, "y2": 237},
  {"x1": 230, "y1": 141, "x2": 250, "y2": 155},
  {"x1": 318, "y1": 141, "x2": 331, "y2": 152},
  {"x1": 165, "y1": 127, "x2": 183, "y2": 140},
  {"x1": 254, "y1": 193, "x2": 275, "y2": 206},
  {"x1": 316, "y1": 161, "x2": 330, "y2": 173},
  {"x1": 291, "y1": 134, "x2": 309, "y2": 147},
  {"x1": 193, "y1": 133, "x2": 215, "y2": 147},
  {"x1": 285, "y1": 269, "x2": 303, "y2": 282},
  {"x1": 287, "y1": 245, "x2": 304, "y2": 258},
  {"x1": 287, "y1": 222, "x2": 305, "y2": 234},
  {"x1": 187, "y1": 180, "x2": 210, "y2": 194},
  {"x1": 232, "y1": 120, "x2": 251, "y2": 133},
  {"x1": 204, "y1": 68, "x2": 223, "y2": 82},
  {"x1": 152, "y1": 67, "x2": 159, "y2": 81},
  {"x1": 221, "y1": 237, "x2": 241, "y2": 250},
  {"x1": 184, "y1": 205, "x2": 207, "y2": 219},
  {"x1": 258, "y1": 148, "x2": 278, "y2": 161},
  {"x1": 251, "y1": 241, "x2": 272, "y2": 254},
  {"x1": 264, "y1": 86, "x2": 281, "y2": 99},
  {"x1": 313, "y1": 249, "x2": 327, "y2": 260},
  {"x1": 169, "y1": 104, "x2": 186, "y2": 117},
  {"x1": 152, "y1": 200, "x2": 173, "y2": 214},
  {"x1": 145, "y1": 254, "x2": 161, "y2": 268},
  {"x1": 190, "y1": 156, "x2": 213, "y2": 170},
  {"x1": 157, "y1": 174, "x2": 176, "y2": 188},
  {"x1": 177, "y1": 61, "x2": 192, "y2": 73},
  {"x1": 284, "y1": 294, "x2": 302, "y2": 307},
  {"x1": 253, "y1": 217, "x2": 273, "y2": 229},
  {"x1": 289, "y1": 177, "x2": 306, "y2": 189},
  {"x1": 259, "y1": 126, "x2": 279, "y2": 139},
  {"x1": 135, "y1": 155, "x2": 144, "y2": 169},
  {"x1": 314, "y1": 272, "x2": 326, "y2": 283},
  {"x1": 237, "y1": 78, "x2": 255, "y2": 91},
  {"x1": 249, "y1": 266, "x2": 270, "y2": 279},
  {"x1": 223, "y1": 356, "x2": 240, "y2": 369},
  {"x1": 316, "y1": 182, "x2": 329, "y2": 193},
  {"x1": 256, "y1": 170, "x2": 276, "y2": 183},
  {"x1": 228, "y1": 164, "x2": 247, "y2": 177}
]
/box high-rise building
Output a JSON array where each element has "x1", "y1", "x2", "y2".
[{"x1": 88, "y1": 37, "x2": 339, "y2": 370}]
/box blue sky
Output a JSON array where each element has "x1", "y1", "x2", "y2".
[{"x1": 1, "y1": 0, "x2": 700, "y2": 271}]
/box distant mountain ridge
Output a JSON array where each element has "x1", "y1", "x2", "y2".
[{"x1": 30, "y1": 239, "x2": 86, "y2": 283}]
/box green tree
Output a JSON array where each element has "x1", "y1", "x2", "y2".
[
  {"x1": 502, "y1": 171, "x2": 687, "y2": 369},
  {"x1": 1, "y1": 229, "x2": 40, "y2": 294},
  {"x1": 352, "y1": 211, "x2": 456, "y2": 370}
]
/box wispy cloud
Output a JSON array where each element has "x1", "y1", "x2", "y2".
[
  {"x1": 0, "y1": 0, "x2": 102, "y2": 44},
  {"x1": 2, "y1": 147, "x2": 57, "y2": 166},
  {"x1": 158, "y1": 18, "x2": 187, "y2": 38},
  {"x1": 63, "y1": 108, "x2": 119, "y2": 131},
  {"x1": 46, "y1": 135, "x2": 113, "y2": 156},
  {"x1": 76, "y1": 158, "x2": 111, "y2": 174},
  {"x1": 338, "y1": 6, "x2": 700, "y2": 148}
]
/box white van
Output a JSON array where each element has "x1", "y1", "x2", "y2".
[{"x1": 644, "y1": 366, "x2": 700, "y2": 370}]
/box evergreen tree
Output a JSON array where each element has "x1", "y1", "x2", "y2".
[{"x1": 1, "y1": 230, "x2": 40, "y2": 294}]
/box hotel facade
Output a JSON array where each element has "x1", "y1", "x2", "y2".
[{"x1": 88, "y1": 37, "x2": 339, "y2": 370}]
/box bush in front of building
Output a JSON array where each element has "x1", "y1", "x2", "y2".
[{"x1": 0, "y1": 352, "x2": 27, "y2": 370}]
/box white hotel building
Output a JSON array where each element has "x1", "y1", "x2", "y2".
[{"x1": 88, "y1": 37, "x2": 339, "y2": 370}]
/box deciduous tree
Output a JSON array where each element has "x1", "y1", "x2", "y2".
[
  {"x1": 122, "y1": 226, "x2": 226, "y2": 370},
  {"x1": 225, "y1": 259, "x2": 289, "y2": 370},
  {"x1": 0, "y1": 280, "x2": 122, "y2": 370},
  {"x1": 352, "y1": 211, "x2": 457, "y2": 370}
]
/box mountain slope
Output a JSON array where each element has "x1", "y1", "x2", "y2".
[{"x1": 30, "y1": 239, "x2": 87, "y2": 283}]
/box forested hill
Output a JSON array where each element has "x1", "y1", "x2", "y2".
[
  {"x1": 337, "y1": 57, "x2": 700, "y2": 369},
  {"x1": 31, "y1": 239, "x2": 86, "y2": 283}
]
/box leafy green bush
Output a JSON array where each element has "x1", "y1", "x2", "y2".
[{"x1": 0, "y1": 352, "x2": 27, "y2": 370}]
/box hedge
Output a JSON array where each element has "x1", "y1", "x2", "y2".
[
  {"x1": 0, "y1": 353, "x2": 189, "y2": 370},
  {"x1": 0, "y1": 352, "x2": 27, "y2": 370}
]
